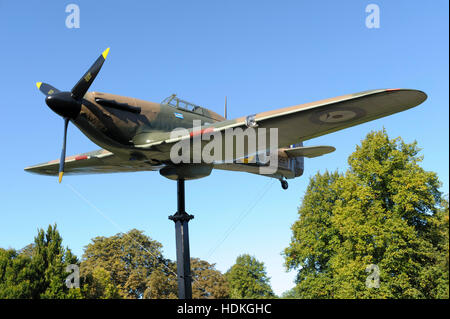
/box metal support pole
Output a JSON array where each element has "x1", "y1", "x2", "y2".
[{"x1": 168, "y1": 179, "x2": 194, "y2": 299}]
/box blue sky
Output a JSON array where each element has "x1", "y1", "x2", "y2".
[{"x1": 0, "y1": 0, "x2": 448, "y2": 295}]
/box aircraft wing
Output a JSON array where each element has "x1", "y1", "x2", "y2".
[
  {"x1": 250, "y1": 88, "x2": 427, "y2": 145},
  {"x1": 135, "y1": 89, "x2": 426, "y2": 158},
  {"x1": 24, "y1": 149, "x2": 161, "y2": 176}
]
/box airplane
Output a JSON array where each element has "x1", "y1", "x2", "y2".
[{"x1": 25, "y1": 48, "x2": 427, "y2": 190}]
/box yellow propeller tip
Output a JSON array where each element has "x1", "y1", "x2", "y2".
[
  {"x1": 36, "y1": 82, "x2": 42, "y2": 89},
  {"x1": 102, "y1": 47, "x2": 110, "y2": 59},
  {"x1": 58, "y1": 172, "x2": 64, "y2": 183}
]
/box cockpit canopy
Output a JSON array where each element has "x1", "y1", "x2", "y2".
[{"x1": 161, "y1": 94, "x2": 225, "y2": 122}]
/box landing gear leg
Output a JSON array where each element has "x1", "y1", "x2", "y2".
[{"x1": 280, "y1": 178, "x2": 288, "y2": 190}]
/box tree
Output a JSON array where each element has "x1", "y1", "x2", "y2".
[
  {"x1": 284, "y1": 129, "x2": 449, "y2": 299},
  {"x1": 425, "y1": 198, "x2": 449, "y2": 298},
  {"x1": 0, "y1": 224, "x2": 81, "y2": 298},
  {"x1": 280, "y1": 287, "x2": 300, "y2": 299},
  {"x1": 81, "y1": 266, "x2": 121, "y2": 299},
  {"x1": 191, "y1": 258, "x2": 229, "y2": 299},
  {"x1": 144, "y1": 266, "x2": 178, "y2": 299},
  {"x1": 1, "y1": 226, "x2": 231, "y2": 299},
  {"x1": 81, "y1": 229, "x2": 229, "y2": 299},
  {"x1": 226, "y1": 254, "x2": 275, "y2": 298},
  {"x1": 31, "y1": 224, "x2": 81, "y2": 298},
  {"x1": 80, "y1": 229, "x2": 167, "y2": 299},
  {"x1": 0, "y1": 248, "x2": 34, "y2": 298},
  {"x1": 144, "y1": 258, "x2": 229, "y2": 299}
]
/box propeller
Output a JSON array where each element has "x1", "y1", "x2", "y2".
[
  {"x1": 36, "y1": 82, "x2": 60, "y2": 96},
  {"x1": 36, "y1": 48, "x2": 110, "y2": 183}
]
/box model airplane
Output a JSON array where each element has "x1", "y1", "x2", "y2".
[{"x1": 25, "y1": 48, "x2": 427, "y2": 189}]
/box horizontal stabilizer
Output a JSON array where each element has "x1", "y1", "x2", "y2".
[{"x1": 285, "y1": 145, "x2": 336, "y2": 158}]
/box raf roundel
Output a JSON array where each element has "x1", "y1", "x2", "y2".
[
  {"x1": 319, "y1": 110, "x2": 357, "y2": 123},
  {"x1": 310, "y1": 107, "x2": 366, "y2": 125}
]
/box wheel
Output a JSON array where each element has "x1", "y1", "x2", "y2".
[{"x1": 281, "y1": 179, "x2": 288, "y2": 190}]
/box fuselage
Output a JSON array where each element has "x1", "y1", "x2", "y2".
[
  {"x1": 72, "y1": 92, "x2": 224, "y2": 158},
  {"x1": 70, "y1": 92, "x2": 301, "y2": 179}
]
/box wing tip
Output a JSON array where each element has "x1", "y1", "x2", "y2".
[{"x1": 385, "y1": 88, "x2": 428, "y2": 106}]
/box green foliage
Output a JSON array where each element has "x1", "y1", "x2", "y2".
[
  {"x1": 80, "y1": 229, "x2": 230, "y2": 299},
  {"x1": 144, "y1": 265, "x2": 178, "y2": 299},
  {"x1": 284, "y1": 129, "x2": 449, "y2": 299},
  {"x1": 80, "y1": 266, "x2": 121, "y2": 299},
  {"x1": 0, "y1": 248, "x2": 34, "y2": 298},
  {"x1": 0, "y1": 224, "x2": 81, "y2": 299},
  {"x1": 144, "y1": 258, "x2": 229, "y2": 299},
  {"x1": 191, "y1": 258, "x2": 230, "y2": 299},
  {"x1": 80, "y1": 229, "x2": 167, "y2": 299},
  {"x1": 0, "y1": 227, "x2": 231, "y2": 299},
  {"x1": 33, "y1": 225, "x2": 80, "y2": 298},
  {"x1": 226, "y1": 254, "x2": 275, "y2": 299},
  {"x1": 280, "y1": 287, "x2": 301, "y2": 299}
]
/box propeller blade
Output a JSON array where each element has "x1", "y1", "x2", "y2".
[
  {"x1": 71, "y1": 48, "x2": 110, "y2": 100},
  {"x1": 36, "y1": 82, "x2": 60, "y2": 96},
  {"x1": 58, "y1": 118, "x2": 69, "y2": 183}
]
